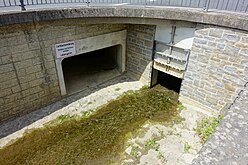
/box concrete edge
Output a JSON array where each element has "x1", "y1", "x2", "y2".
[
  {"x1": 0, "y1": 6, "x2": 247, "y2": 31},
  {"x1": 179, "y1": 96, "x2": 219, "y2": 117}
]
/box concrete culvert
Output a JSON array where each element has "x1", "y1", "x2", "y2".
[{"x1": 62, "y1": 45, "x2": 122, "y2": 94}]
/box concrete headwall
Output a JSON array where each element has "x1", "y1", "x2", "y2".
[
  {"x1": 0, "y1": 20, "x2": 127, "y2": 122},
  {"x1": 180, "y1": 24, "x2": 248, "y2": 113}
]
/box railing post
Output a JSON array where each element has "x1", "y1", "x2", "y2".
[
  {"x1": 203, "y1": 0, "x2": 210, "y2": 12},
  {"x1": 19, "y1": 0, "x2": 26, "y2": 11},
  {"x1": 86, "y1": 0, "x2": 90, "y2": 7}
]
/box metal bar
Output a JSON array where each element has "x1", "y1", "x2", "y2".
[
  {"x1": 181, "y1": 0, "x2": 183, "y2": 6},
  {"x1": 3, "y1": 0, "x2": 6, "y2": 6},
  {"x1": 216, "y1": 0, "x2": 220, "y2": 9},
  {"x1": 235, "y1": 0, "x2": 240, "y2": 11},
  {"x1": 149, "y1": 40, "x2": 157, "y2": 88},
  {"x1": 225, "y1": 0, "x2": 230, "y2": 10},
  {"x1": 170, "y1": 26, "x2": 176, "y2": 45},
  {"x1": 197, "y1": 0, "x2": 201, "y2": 7},
  {"x1": 19, "y1": 0, "x2": 26, "y2": 10},
  {"x1": 203, "y1": 0, "x2": 210, "y2": 11},
  {"x1": 189, "y1": 0, "x2": 192, "y2": 7}
]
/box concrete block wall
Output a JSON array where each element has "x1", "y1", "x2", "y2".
[
  {"x1": 0, "y1": 23, "x2": 60, "y2": 122},
  {"x1": 0, "y1": 21, "x2": 127, "y2": 122},
  {"x1": 126, "y1": 24, "x2": 156, "y2": 85},
  {"x1": 180, "y1": 24, "x2": 248, "y2": 113}
]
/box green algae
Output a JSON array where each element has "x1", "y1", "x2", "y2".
[{"x1": 0, "y1": 85, "x2": 181, "y2": 165}]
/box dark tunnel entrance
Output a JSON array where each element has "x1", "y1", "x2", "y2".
[
  {"x1": 151, "y1": 69, "x2": 182, "y2": 93},
  {"x1": 62, "y1": 45, "x2": 122, "y2": 95}
]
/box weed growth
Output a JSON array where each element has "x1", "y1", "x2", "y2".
[
  {"x1": 157, "y1": 151, "x2": 167, "y2": 163},
  {"x1": 115, "y1": 87, "x2": 121, "y2": 91},
  {"x1": 177, "y1": 102, "x2": 185, "y2": 110},
  {"x1": 184, "y1": 142, "x2": 191, "y2": 153},
  {"x1": 195, "y1": 116, "x2": 222, "y2": 143},
  {"x1": 0, "y1": 85, "x2": 180, "y2": 165},
  {"x1": 130, "y1": 146, "x2": 139, "y2": 158},
  {"x1": 81, "y1": 110, "x2": 94, "y2": 118},
  {"x1": 46, "y1": 114, "x2": 78, "y2": 126},
  {"x1": 144, "y1": 138, "x2": 160, "y2": 151}
]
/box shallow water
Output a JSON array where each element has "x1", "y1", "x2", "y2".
[{"x1": 0, "y1": 85, "x2": 180, "y2": 165}]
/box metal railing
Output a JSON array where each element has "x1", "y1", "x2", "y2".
[{"x1": 0, "y1": 0, "x2": 248, "y2": 13}]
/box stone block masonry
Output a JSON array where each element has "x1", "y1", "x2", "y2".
[
  {"x1": 126, "y1": 24, "x2": 156, "y2": 85},
  {"x1": 180, "y1": 23, "x2": 248, "y2": 113},
  {"x1": 0, "y1": 20, "x2": 127, "y2": 122}
]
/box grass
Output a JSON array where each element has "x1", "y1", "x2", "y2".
[
  {"x1": 157, "y1": 151, "x2": 167, "y2": 163},
  {"x1": 46, "y1": 114, "x2": 78, "y2": 126},
  {"x1": 184, "y1": 142, "x2": 191, "y2": 153},
  {"x1": 130, "y1": 146, "x2": 139, "y2": 158},
  {"x1": 195, "y1": 116, "x2": 222, "y2": 143},
  {"x1": 0, "y1": 85, "x2": 180, "y2": 165},
  {"x1": 158, "y1": 129, "x2": 166, "y2": 138},
  {"x1": 81, "y1": 110, "x2": 94, "y2": 118},
  {"x1": 115, "y1": 87, "x2": 121, "y2": 91},
  {"x1": 144, "y1": 138, "x2": 160, "y2": 151},
  {"x1": 177, "y1": 102, "x2": 185, "y2": 110}
]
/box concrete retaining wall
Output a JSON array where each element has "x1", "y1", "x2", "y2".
[
  {"x1": 0, "y1": 6, "x2": 248, "y2": 121},
  {"x1": 0, "y1": 21, "x2": 127, "y2": 122},
  {"x1": 180, "y1": 24, "x2": 248, "y2": 113},
  {"x1": 126, "y1": 24, "x2": 156, "y2": 85}
]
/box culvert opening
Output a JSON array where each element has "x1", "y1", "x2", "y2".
[
  {"x1": 151, "y1": 69, "x2": 182, "y2": 93},
  {"x1": 62, "y1": 45, "x2": 122, "y2": 94}
]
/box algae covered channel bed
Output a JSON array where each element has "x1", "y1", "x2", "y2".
[{"x1": 0, "y1": 85, "x2": 181, "y2": 165}]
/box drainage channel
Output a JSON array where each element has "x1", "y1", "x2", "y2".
[{"x1": 0, "y1": 85, "x2": 181, "y2": 165}]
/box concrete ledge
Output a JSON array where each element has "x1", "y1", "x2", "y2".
[
  {"x1": 179, "y1": 96, "x2": 219, "y2": 117},
  {"x1": 0, "y1": 6, "x2": 248, "y2": 31}
]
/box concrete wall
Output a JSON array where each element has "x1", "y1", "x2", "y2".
[
  {"x1": 126, "y1": 24, "x2": 156, "y2": 85},
  {"x1": 0, "y1": 19, "x2": 157, "y2": 122},
  {"x1": 0, "y1": 20, "x2": 127, "y2": 122},
  {"x1": 180, "y1": 24, "x2": 248, "y2": 113},
  {"x1": 0, "y1": 6, "x2": 247, "y2": 121},
  {"x1": 55, "y1": 30, "x2": 127, "y2": 96},
  {"x1": 1, "y1": 7, "x2": 248, "y2": 31}
]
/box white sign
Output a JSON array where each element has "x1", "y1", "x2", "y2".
[{"x1": 55, "y1": 41, "x2": 76, "y2": 58}]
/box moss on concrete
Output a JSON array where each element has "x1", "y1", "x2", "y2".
[{"x1": 0, "y1": 85, "x2": 180, "y2": 165}]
